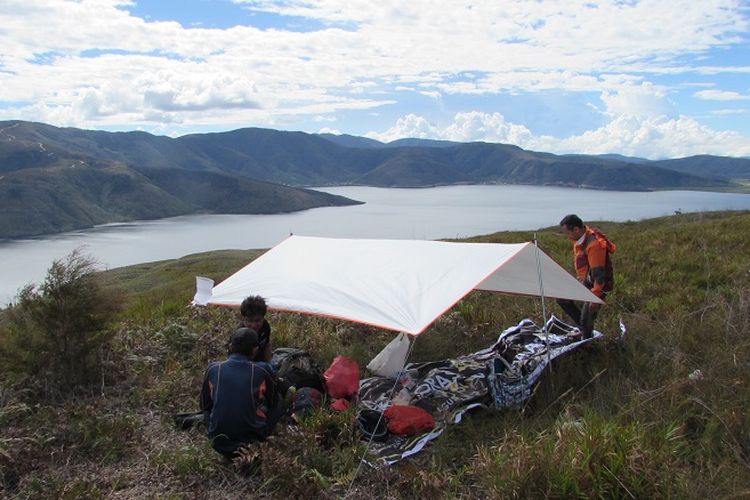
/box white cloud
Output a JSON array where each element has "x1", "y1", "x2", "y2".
[
  {"x1": 553, "y1": 114, "x2": 750, "y2": 158},
  {"x1": 0, "y1": 0, "x2": 748, "y2": 157},
  {"x1": 600, "y1": 83, "x2": 676, "y2": 119},
  {"x1": 369, "y1": 83, "x2": 724, "y2": 158},
  {"x1": 369, "y1": 114, "x2": 437, "y2": 142},
  {"x1": 712, "y1": 108, "x2": 748, "y2": 115},
  {"x1": 419, "y1": 91, "x2": 442, "y2": 100},
  {"x1": 233, "y1": 0, "x2": 747, "y2": 75},
  {"x1": 442, "y1": 112, "x2": 534, "y2": 144},
  {"x1": 695, "y1": 89, "x2": 750, "y2": 101},
  {"x1": 368, "y1": 110, "x2": 750, "y2": 159},
  {"x1": 367, "y1": 111, "x2": 537, "y2": 145},
  {"x1": 692, "y1": 65, "x2": 750, "y2": 75},
  {"x1": 138, "y1": 71, "x2": 261, "y2": 111}
]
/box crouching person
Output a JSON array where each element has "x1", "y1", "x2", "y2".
[{"x1": 200, "y1": 327, "x2": 284, "y2": 458}]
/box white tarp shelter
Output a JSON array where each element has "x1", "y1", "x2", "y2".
[{"x1": 193, "y1": 235, "x2": 601, "y2": 336}]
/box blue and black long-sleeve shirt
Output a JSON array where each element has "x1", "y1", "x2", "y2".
[{"x1": 200, "y1": 353, "x2": 279, "y2": 443}]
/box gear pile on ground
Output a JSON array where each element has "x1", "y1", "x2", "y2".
[{"x1": 357, "y1": 316, "x2": 600, "y2": 465}]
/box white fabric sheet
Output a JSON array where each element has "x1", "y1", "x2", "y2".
[{"x1": 195, "y1": 235, "x2": 601, "y2": 335}]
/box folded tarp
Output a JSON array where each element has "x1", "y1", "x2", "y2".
[{"x1": 194, "y1": 235, "x2": 601, "y2": 335}]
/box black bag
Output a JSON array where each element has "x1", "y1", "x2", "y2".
[
  {"x1": 271, "y1": 348, "x2": 326, "y2": 392},
  {"x1": 356, "y1": 409, "x2": 389, "y2": 442}
]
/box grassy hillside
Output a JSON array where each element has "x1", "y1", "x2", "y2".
[
  {"x1": 0, "y1": 122, "x2": 362, "y2": 238},
  {"x1": 0, "y1": 164, "x2": 192, "y2": 238},
  {"x1": 3, "y1": 120, "x2": 742, "y2": 191},
  {"x1": 1, "y1": 212, "x2": 749, "y2": 498},
  {"x1": 0, "y1": 164, "x2": 360, "y2": 239},
  {"x1": 657, "y1": 155, "x2": 750, "y2": 182},
  {"x1": 1, "y1": 120, "x2": 743, "y2": 238}
]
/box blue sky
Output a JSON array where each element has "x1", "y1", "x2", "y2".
[{"x1": 1, "y1": 0, "x2": 749, "y2": 159}]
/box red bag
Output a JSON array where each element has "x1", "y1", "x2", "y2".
[
  {"x1": 383, "y1": 405, "x2": 435, "y2": 435},
  {"x1": 329, "y1": 398, "x2": 350, "y2": 412},
  {"x1": 323, "y1": 356, "x2": 360, "y2": 399}
]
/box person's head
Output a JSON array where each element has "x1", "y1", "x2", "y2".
[
  {"x1": 240, "y1": 295, "x2": 267, "y2": 332},
  {"x1": 229, "y1": 327, "x2": 259, "y2": 357},
  {"x1": 559, "y1": 214, "x2": 586, "y2": 241}
]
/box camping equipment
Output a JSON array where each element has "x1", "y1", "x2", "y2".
[
  {"x1": 358, "y1": 316, "x2": 598, "y2": 465},
  {"x1": 271, "y1": 347, "x2": 325, "y2": 392},
  {"x1": 193, "y1": 235, "x2": 602, "y2": 335},
  {"x1": 383, "y1": 405, "x2": 436, "y2": 436},
  {"x1": 291, "y1": 387, "x2": 323, "y2": 419},
  {"x1": 324, "y1": 356, "x2": 360, "y2": 399},
  {"x1": 367, "y1": 332, "x2": 411, "y2": 377},
  {"x1": 357, "y1": 409, "x2": 389, "y2": 442}
]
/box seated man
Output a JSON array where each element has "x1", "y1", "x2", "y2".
[
  {"x1": 200, "y1": 327, "x2": 284, "y2": 457},
  {"x1": 240, "y1": 295, "x2": 273, "y2": 362}
]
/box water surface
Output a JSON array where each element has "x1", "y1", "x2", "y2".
[{"x1": 2, "y1": 185, "x2": 749, "y2": 306}]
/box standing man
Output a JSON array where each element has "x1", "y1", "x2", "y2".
[
  {"x1": 557, "y1": 214, "x2": 616, "y2": 338},
  {"x1": 240, "y1": 295, "x2": 273, "y2": 362},
  {"x1": 200, "y1": 327, "x2": 284, "y2": 457}
]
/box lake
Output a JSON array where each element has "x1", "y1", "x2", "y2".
[{"x1": 2, "y1": 184, "x2": 750, "y2": 306}]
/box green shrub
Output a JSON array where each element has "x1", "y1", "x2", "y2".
[{"x1": 0, "y1": 249, "x2": 123, "y2": 391}]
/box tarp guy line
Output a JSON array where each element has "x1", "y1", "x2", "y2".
[{"x1": 347, "y1": 334, "x2": 418, "y2": 495}]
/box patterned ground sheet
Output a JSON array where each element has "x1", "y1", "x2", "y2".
[{"x1": 358, "y1": 315, "x2": 600, "y2": 465}]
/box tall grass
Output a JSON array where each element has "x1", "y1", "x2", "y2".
[{"x1": 1, "y1": 211, "x2": 749, "y2": 498}]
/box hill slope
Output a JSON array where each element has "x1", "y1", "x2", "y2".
[
  {"x1": 0, "y1": 162, "x2": 358, "y2": 238},
  {"x1": 2, "y1": 120, "x2": 745, "y2": 238},
  {"x1": 654, "y1": 154, "x2": 750, "y2": 182},
  {"x1": 1, "y1": 211, "x2": 748, "y2": 497},
  {"x1": 2, "y1": 120, "x2": 739, "y2": 190}
]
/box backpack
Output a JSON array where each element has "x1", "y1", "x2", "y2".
[{"x1": 271, "y1": 348, "x2": 325, "y2": 392}]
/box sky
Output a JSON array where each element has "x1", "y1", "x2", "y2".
[{"x1": 1, "y1": 0, "x2": 749, "y2": 159}]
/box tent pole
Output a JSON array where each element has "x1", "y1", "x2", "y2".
[{"x1": 533, "y1": 234, "x2": 551, "y2": 370}]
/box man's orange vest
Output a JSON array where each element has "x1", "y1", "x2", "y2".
[{"x1": 573, "y1": 226, "x2": 615, "y2": 298}]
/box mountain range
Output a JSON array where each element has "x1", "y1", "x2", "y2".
[{"x1": 1, "y1": 120, "x2": 748, "y2": 238}]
